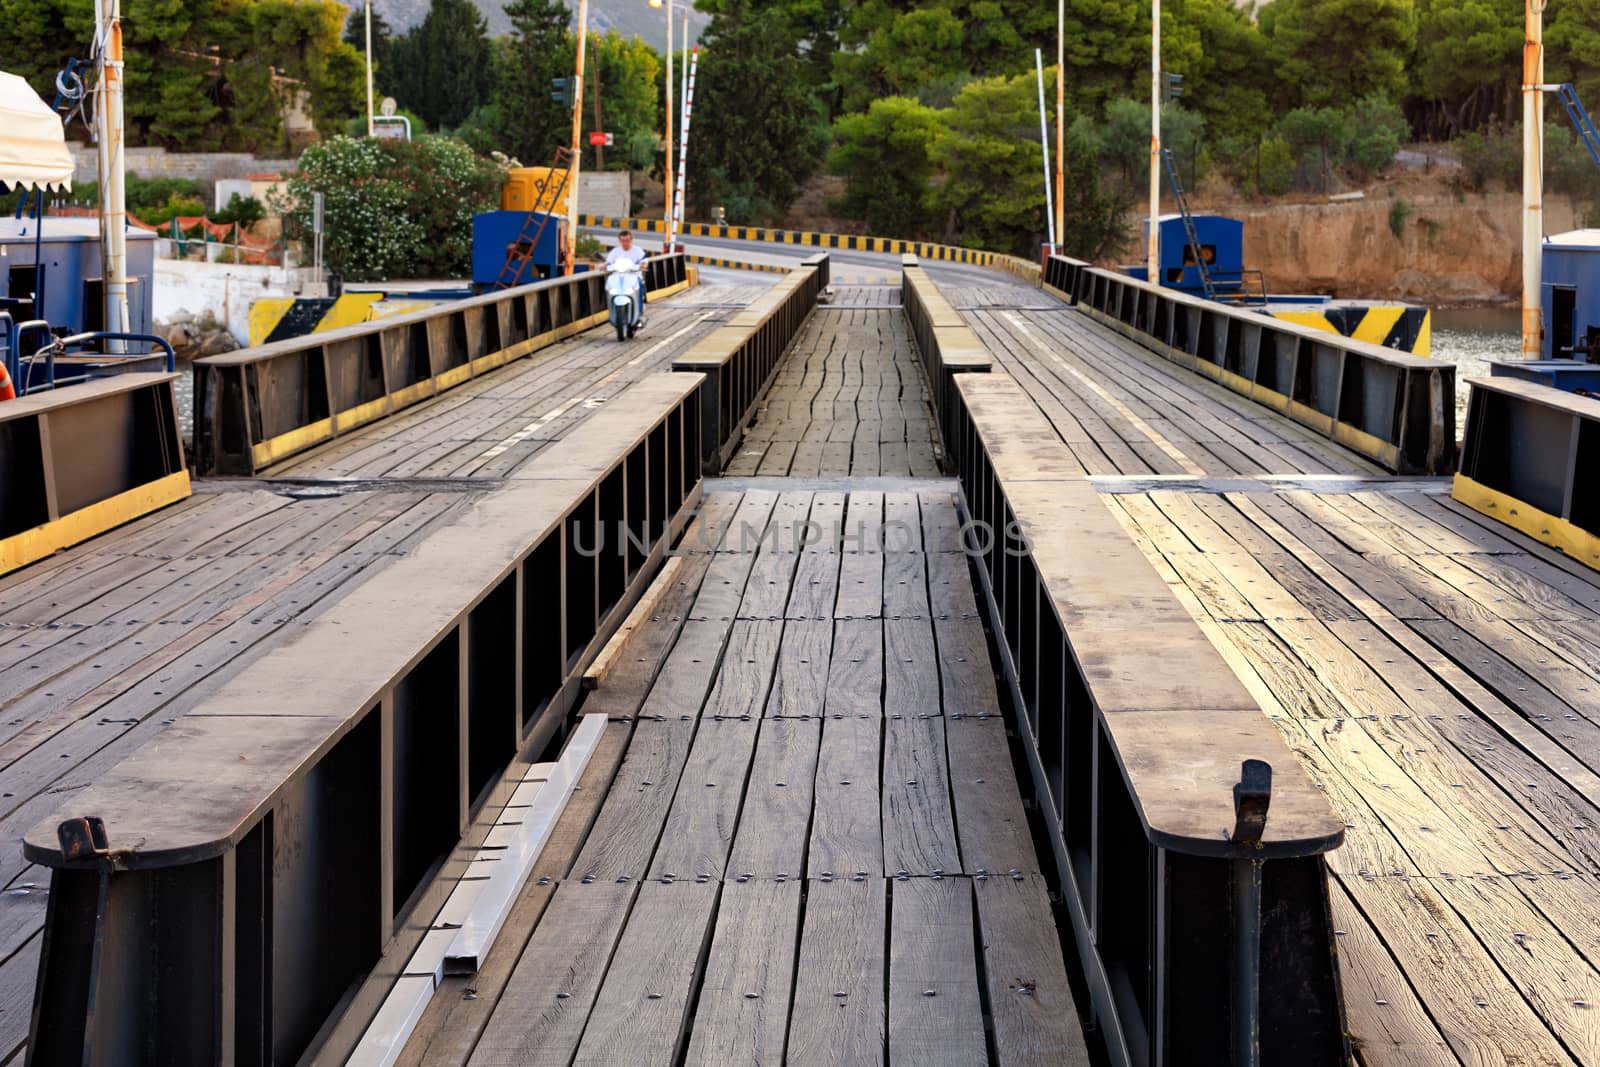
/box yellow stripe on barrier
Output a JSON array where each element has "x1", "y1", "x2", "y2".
[
  {"x1": 317, "y1": 293, "x2": 385, "y2": 333},
  {"x1": 1452, "y1": 473, "x2": 1600, "y2": 571},
  {"x1": 248, "y1": 299, "x2": 296, "y2": 347},
  {"x1": 0, "y1": 471, "x2": 192, "y2": 576},
  {"x1": 1350, "y1": 305, "x2": 1405, "y2": 349},
  {"x1": 1268, "y1": 310, "x2": 1339, "y2": 336}
]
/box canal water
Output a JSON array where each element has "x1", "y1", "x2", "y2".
[{"x1": 1430, "y1": 305, "x2": 1519, "y2": 431}]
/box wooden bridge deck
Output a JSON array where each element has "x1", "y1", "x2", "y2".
[
  {"x1": 7, "y1": 267, "x2": 1600, "y2": 1065},
  {"x1": 0, "y1": 283, "x2": 769, "y2": 1064},
  {"x1": 271, "y1": 284, "x2": 770, "y2": 481},
  {"x1": 399, "y1": 486, "x2": 1085, "y2": 1066},
  {"x1": 950, "y1": 277, "x2": 1600, "y2": 1067},
  {"x1": 724, "y1": 298, "x2": 942, "y2": 479}
]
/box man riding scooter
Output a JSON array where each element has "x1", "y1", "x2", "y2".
[{"x1": 596, "y1": 230, "x2": 648, "y2": 339}]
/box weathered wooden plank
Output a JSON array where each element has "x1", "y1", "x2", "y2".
[
  {"x1": 946, "y1": 714, "x2": 1038, "y2": 877},
  {"x1": 787, "y1": 877, "x2": 887, "y2": 1065},
  {"x1": 888, "y1": 876, "x2": 987, "y2": 1064},
  {"x1": 765, "y1": 620, "x2": 832, "y2": 719},
  {"x1": 699, "y1": 620, "x2": 782, "y2": 721},
  {"x1": 785, "y1": 549, "x2": 842, "y2": 621},
  {"x1": 1326, "y1": 879, "x2": 1461, "y2": 1067},
  {"x1": 460, "y1": 881, "x2": 619, "y2": 1067},
  {"x1": 726, "y1": 718, "x2": 822, "y2": 880},
  {"x1": 570, "y1": 879, "x2": 720, "y2": 1067},
  {"x1": 835, "y1": 551, "x2": 884, "y2": 619},
  {"x1": 683, "y1": 879, "x2": 802, "y2": 1065},
  {"x1": 973, "y1": 871, "x2": 1090, "y2": 1066},
  {"x1": 809, "y1": 716, "x2": 884, "y2": 878},
  {"x1": 882, "y1": 716, "x2": 962, "y2": 877},
  {"x1": 570, "y1": 718, "x2": 699, "y2": 881},
  {"x1": 884, "y1": 616, "x2": 941, "y2": 718},
  {"x1": 649, "y1": 717, "x2": 762, "y2": 880},
  {"x1": 883, "y1": 549, "x2": 930, "y2": 619},
  {"x1": 826, "y1": 619, "x2": 883, "y2": 716}
]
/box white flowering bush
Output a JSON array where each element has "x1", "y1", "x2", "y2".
[{"x1": 274, "y1": 135, "x2": 504, "y2": 281}]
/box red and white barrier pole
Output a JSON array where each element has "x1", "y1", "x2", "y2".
[{"x1": 671, "y1": 45, "x2": 698, "y2": 248}]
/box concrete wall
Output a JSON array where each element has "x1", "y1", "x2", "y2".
[
  {"x1": 154, "y1": 258, "x2": 324, "y2": 344},
  {"x1": 581, "y1": 173, "x2": 630, "y2": 220},
  {"x1": 69, "y1": 144, "x2": 297, "y2": 190}
]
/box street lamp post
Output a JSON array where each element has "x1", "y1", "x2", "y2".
[
  {"x1": 649, "y1": 0, "x2": 674, "y2": 249},
  {"x1": 1055, "y1": 0, "x2": 1065, "y2": 254},
  {"x1": 364, "y1": 0, "x2": 375, "y2": 137}
]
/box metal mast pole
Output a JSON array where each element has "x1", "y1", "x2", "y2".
[
  {"x1": 1055, "y1": 0, "x2": 1065, "y2": 253},
  {"x1": 1522, "y1": 0, "x2": 1546, "y2": 360},
  {"x1": 95, "y1": 0, "x2": 130, "y2": 341},
  {"x1": 665, "y1": 0, "x2": 674, "y2": 248},
  {"x1": 1148, "y1": 0, "x2": 1161, "y2": 283},
  {"x1": 365, "y1": 0, "x2": 375, "y2": 138},
  {"x1": 1036, "y1": 49, "x2": 1057, "y2": 251},
  {"x1": 565, "y1": 0, "x2": 591, "y2": 275}
]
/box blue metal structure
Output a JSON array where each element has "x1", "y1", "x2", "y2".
[
  {"x1": 1123, "y1": 214, "x2": 1273, "y2": 306},
  {"x1": 472, "y1": 210, "x2": 571, "y2": 289},
  {"x1": 1554, "y1": 84, "x2": 1600, "y2": 170},
  {"x1": 1533, "y1": 229, "x2": 1600, "y2": 366},
  {"x1": 0, "y1": 218, "x2": 163, "y2": 396}
]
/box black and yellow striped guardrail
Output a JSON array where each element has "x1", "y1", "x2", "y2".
[
  {"x1": 579, "y1": 214, "x2": 1022, "y2": 268},
  {"x1": 1266, "y1": 305, "x2": 1432, "y2": 356},
  {"x1": 685, "y1": 254, "x2": 794, "y2": 275}
]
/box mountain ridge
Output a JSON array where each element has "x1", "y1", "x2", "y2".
[{"x1": 363, "y1": 0, "x2": 707, "y2": 45}]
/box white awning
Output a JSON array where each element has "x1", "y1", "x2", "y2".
[{"x1": 0, "y1": 71, "x2": 73, "y2": 192}]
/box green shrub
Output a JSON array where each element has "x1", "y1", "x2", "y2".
[
  {"x1": 273, "y1": 134, "x2": 504, "y2": 281},
  {"x1": 1258, "y1": 136, "x2": 1295, "y2": 196},
  {"x1": 1457, "y1": 125, "x2": 1519, "y2": 191},
  {"x1": 214, "y1": 194, "x2": 266, "y2": 228},
  {"x1": 1389, "y1": 198, "x2": 1412, "y2": 237}
]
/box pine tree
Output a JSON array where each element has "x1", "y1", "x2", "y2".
[
  {"x1": 388, "y1": 0, "x2": 494, "y2": 131},
  {"x1": 492, "y1": 0, "x2": 573, "y2": 163}
]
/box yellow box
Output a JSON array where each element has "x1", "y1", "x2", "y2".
[{"x1": 502, "y1": 167, "x2": 570, "y2": 214}]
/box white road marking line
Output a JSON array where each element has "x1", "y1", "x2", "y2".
[{"x1": 1002, "y1": 310, "x2": 1206, "y2": 477}]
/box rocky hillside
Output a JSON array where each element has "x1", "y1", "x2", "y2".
[
  {"x1": 1226, "y1": 190, "x2": 1592, "y2": 303},
  {"x1": 367, "y1": 0, "x2": 707, "y2": 43}
]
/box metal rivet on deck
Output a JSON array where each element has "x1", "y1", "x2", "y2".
[
  {"x1": 745, "y1": 992, "x2": 760, "y2": 999},
  {"x1": 557, "y1": 992, "x2": 570, "y2": 1000},
  {"x1": 922, "y1": 989, "x2": 936, "y2": 997},
  {"x1": 834, "y1": 991, "x2": 848, "y2": 998},
  {"x1": 647, "y1": 993, "x2": 662, "y2": 1000}
]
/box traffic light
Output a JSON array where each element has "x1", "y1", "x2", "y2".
[
  {"x1": 551, "y1": 77, "x2": 574, "y2": 108},
  {"x1": 1163, "y1": 71, "x2": 1184, "y2": 104}
]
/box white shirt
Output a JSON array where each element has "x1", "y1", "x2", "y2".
[{"x1": 605, "y1": 245, "x2": 646, "y2": 269}]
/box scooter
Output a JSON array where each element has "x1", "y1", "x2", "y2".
[{"x1": 606, "y1": 259, "x2": 645, "y2": 341}]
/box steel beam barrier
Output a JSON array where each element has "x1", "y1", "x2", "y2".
[
  {"x1": 1043, "y1": 252, "x2": 1092, "y2": 306},
  {"x1": 192, "y1": 255, "x2": 692, "y2": 476},
  {"x1": 944, "y1": 371, "x2": 1349, "y2": 1067},
  {"x1": 671, "y1": 253, "x2": 827, "y2": 473},
  {"x1": 0, "y1": 373, "x2": 190, "y2": 576},
  {"x1": 22, "y1": 373, "x2": 704, "y2": 1067},
  {"x1": 1061, "y1": 263, "x2": 1454, "y2": 475},
  {"x1": 1455, "y1": 375, "x2": 1600, "y2": 570},
  {"x1": 899, "y1": 259, "x2": 992, "y2": 459}
]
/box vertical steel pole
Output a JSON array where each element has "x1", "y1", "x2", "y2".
[
  {"x1": 1036, "y1": 50, "x2": 1056, "y2": 250},
  {"x1": 364, "y1": 0, "x2": 375, "y2": 138},
  {"x1": 664, "y1": 0, "x2": 674, "y2": 248},
  {"x1": 96, "y1": 0, "x2": 131, "y2": 342},
  {"x1": 1148, "y1": 0, "x2": 1161, "y2": 284},
  {"x1": 1522, "y1": 0, "x2": 1546, "y2": 360},
  {"x1": 565, "y1": 0, "x2": 591, "y2": 275},
  {"x1": 1055, "y1": 0, "x2": 1065, "y2": 253}
]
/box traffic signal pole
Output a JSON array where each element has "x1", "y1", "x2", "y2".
[{"x1": 564, "y1": 0, "x2": 590, "y2": 275}]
